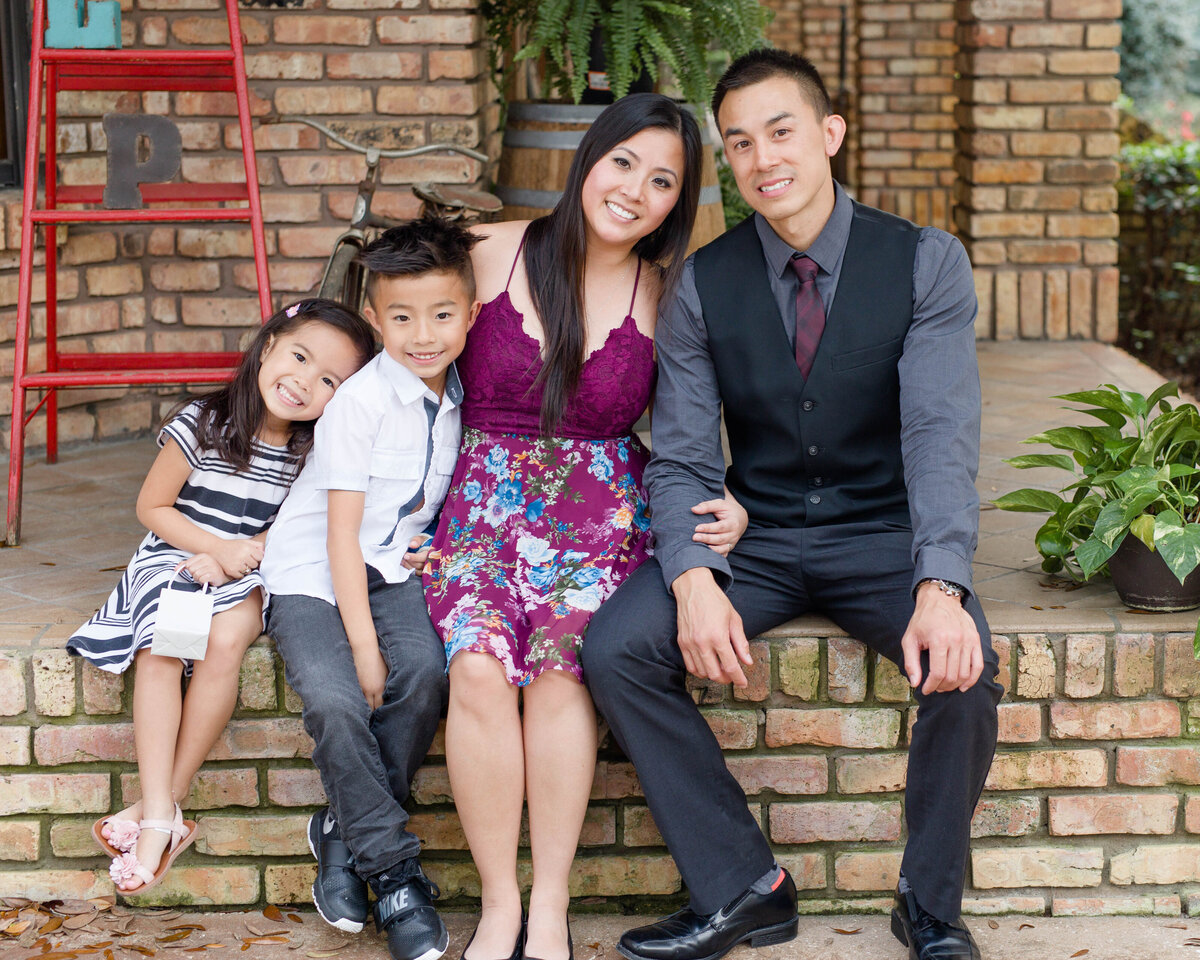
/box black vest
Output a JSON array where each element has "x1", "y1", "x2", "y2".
[{"x1": 693, "y1": 204, "x2": 919, "y2": 528}]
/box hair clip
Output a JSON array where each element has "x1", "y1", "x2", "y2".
[{"x1": 285, "y1": 302, "x2": 302, "y2": 319}]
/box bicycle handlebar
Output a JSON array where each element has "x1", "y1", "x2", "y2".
[{"x1": 264, "y1": 115, "x2": 490, "y2": 165}]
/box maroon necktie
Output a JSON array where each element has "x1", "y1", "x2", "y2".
[{"x1": 789, "y1": 254, "x2": 825, "y2": 379}]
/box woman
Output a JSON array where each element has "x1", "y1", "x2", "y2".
[{"x1": 424, "y1": 94, "x2": 740, "y2": 960}]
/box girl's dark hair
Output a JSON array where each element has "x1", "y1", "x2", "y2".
[
  {"x1": 524, "y1": 92, "x2": 702, "y2": 435},
  {"x1": 178, "y1": 298, "x2": 376, "y2": 472}
]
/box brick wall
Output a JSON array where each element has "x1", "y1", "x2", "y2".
[
  {"x1": 1, "y1": 0, "x2": 495, "y2": 451},
  {"x1": 4, "y1": 626, "x2": 1200, "y2": 913}
]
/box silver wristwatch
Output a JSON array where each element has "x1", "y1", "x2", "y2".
[{"x1": 918, "y1": 578, "x2": 966, "y2": 603}]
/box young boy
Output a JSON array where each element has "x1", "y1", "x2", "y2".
[{"x1": 262, "y1": 216, "x2": 481, "y2": 960}]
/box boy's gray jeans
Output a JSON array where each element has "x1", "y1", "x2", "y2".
[{"x1": 267, "y1": 568, "x2": 447, "y2": 882}]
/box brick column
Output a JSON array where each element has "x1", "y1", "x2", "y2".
[
  {"x1": 955, "y1": 0, "x2": 1121, "y2": 340},
  {"x1": 856, "y1": 0, "x2": 958, "y2": 232}
]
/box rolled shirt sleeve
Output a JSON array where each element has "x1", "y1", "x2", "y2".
[
  {"x1": 899, "y1": 229, "x2": 982, "y2": 597},
  {"x1": 645, "y1": 257, "x2": 733, "y2": 591}
]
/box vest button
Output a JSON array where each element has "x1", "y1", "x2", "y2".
[
  {"x1": 809, "y1": 494, "x2": 821, "y2": 505},
  {"x1": 802, "y1": 400, "x2": 815, "y2": 411},
  {"x1": 807, "y1": 445, "x2": 819, "y2": 456},
  {"x1": 813, "y1": 477, "x2": 823, "y2": 486}
]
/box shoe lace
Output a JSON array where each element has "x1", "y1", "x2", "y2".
[{"x1": 393, "y1": 858, "x2": 441, "y2": 901}]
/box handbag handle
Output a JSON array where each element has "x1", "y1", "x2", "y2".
[{"x1": 166, "y1": 567, "x2": 212, "y2": 595}]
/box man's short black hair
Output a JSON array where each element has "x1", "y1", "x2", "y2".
[
  {"x1": 712, "y1": 49, "x2": 833, "y2": 129},
  {"x1": 356, "y1": 214, "x2": 481, "y2": 302}
]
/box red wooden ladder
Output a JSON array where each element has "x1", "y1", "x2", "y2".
[{"x1": 6, "y1": 0, "x2": 272, "y2": 544}]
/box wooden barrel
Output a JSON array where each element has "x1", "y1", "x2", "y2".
[{"x1": 495, "y1": 102, "x2": 725, "y2": 254}]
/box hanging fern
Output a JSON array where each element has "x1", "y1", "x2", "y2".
[{"x1": 482, "y1": 0, "x2": 771, "y2": 106}]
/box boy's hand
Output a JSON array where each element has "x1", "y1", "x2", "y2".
[
  {"x1": 212, "y1": 538, "x2": 265, "y2": 579},
  {"x1": 353, "y1": 646, "x2": 388, "y2": 710},
  {"x1": 175, "y1": 554, "x2": 229, "y2": 587},
  {"x1": 402, "y1": 534, "x2": 433, "y2": 572}
]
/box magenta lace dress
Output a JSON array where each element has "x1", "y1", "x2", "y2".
[{"x1": 423, "y1": 254, "x2": 655, "y2": 686}]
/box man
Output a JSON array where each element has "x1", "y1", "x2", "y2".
[{"x1": 583, "y1": 49, "x2": 1001, "y2": 960}]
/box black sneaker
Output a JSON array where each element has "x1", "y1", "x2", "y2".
[
  {"x1": 372, "y1": 860, "x2": 449, "y2": 960},
  {"x1": 307, "y1": 807, "x2": 368, "y2": 934}
]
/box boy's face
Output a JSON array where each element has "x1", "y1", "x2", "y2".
[{"x1": 363, "y1": 270, "x2": 481, "y2": 397}]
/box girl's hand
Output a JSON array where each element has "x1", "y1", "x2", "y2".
[
  {"x1": 402, "y1": 535, "x2": 433, "y2": 572},
  {"x1": 175, "y1": 554, "x2": 229, "y2": 587},
  {"x1": 691, "y1": 485, "x2": 749, "y2": 557},
  {"x1": 212, "y1": 538, "x2": 265, "y2": 579},
  {"x1": 352, "y1": 647, "x2": 388, "y2": 710}
]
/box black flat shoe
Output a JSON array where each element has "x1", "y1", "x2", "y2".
[
  {"x1": 617, "y1": 869, "x2": 797, "y2": 960},
  {"x1": 461, "y1": 913, "x2": 525, "y2": 960},
  {"x1": 522, "y1": 916, "x2": 571, "y2": 960},
  {"x1": 890, "y1": 883, "x2": 981, "y2": 960},
  {"x1": 306, "y1": 807, "x2": 367, "y2": 934}
]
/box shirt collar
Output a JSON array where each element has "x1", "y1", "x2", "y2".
[
  {"x1": 754, "y1": 181, "x2": 853, "y2": 279},
  {"x1": 377, "y1": 348, "x2": 462, "y2": 407}
]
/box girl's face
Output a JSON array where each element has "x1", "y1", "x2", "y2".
[
  {"x1": 579, "y1": 126, "x2": 686, "y2": 250},
  {"x1": 257, "y1": 320, "x2": 364, "y2": 433}
]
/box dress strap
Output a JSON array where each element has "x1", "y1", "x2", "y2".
[
  {"x1": 627, "y1": 258, "x2": 643, "y2": 316},
  {"x1": 505, "y1": 231, "x2": 528, "y2": 292}
]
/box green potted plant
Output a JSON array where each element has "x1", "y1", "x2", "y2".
[{"x1": 992, "y1": 382, "x2": 1200, "y2": 628}]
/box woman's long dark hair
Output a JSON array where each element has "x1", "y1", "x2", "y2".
[
  {"x1": 524, "y1": 93, "x2": 702, "y2": 435},
  {"x1": 177, "y1": 298, "x2": 375, "y2": 472}
]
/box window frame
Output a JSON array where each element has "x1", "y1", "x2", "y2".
[{"x1": 0, "y1": 3, "x2": 31, "y2": 188}]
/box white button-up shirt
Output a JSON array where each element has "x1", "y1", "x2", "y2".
[{"x1": 262, "y1": 350, "x2": 462, "y2": 605}]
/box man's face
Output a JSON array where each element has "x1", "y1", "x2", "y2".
[{"x1": 718, "y1": 75, "x2": 845, "y2": 227}]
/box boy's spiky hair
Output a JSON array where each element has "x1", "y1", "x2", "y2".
[{"x1": 356, "y1": 214, "x2": 481, "y2": 301}]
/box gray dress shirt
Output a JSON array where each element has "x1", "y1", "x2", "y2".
[{"x1": 647, "y1": 183, "x2": 982, "y2": 597}]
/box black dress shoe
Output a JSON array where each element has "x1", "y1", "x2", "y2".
[
  {"x1": 890, "y1": 884, "x2": 981, "y2": 960},
  {"x1": 306, "y1": 807, "x2": 368, "y2": 934},
  {"x1": 372, "y1": 860, "x2": 450, "y2": 960},
  {"x1": 461, "y1": 913, "x2": 525, "y2": 960},
  {"x1": 617, "y1": 869, "x2": 797, "y2": 960}
]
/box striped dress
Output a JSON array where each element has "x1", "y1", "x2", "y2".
[{"x1": 67, "y1": 402, "x2": 299, "y2": 674}]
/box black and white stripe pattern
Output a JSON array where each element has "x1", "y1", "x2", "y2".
[{"x1": 67, "y1": 403, "x2": 299, "y2": 673}]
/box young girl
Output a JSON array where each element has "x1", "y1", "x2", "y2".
[{"x1": 67, "y1": 298, "x2": 375, "y2": 897}]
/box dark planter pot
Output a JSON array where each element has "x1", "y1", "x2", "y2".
[
  {"x1": 1107, "y1": 533, "x2": 1200, "y2": 612},
  {"x1": 580, "y1": 26, "x2": 654, "y2": 104}
]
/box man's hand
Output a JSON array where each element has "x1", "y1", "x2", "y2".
[
  {"x1": 352, "y1": 646, "x2": 388, "y2": 710},
  {"x1": 901, "y1": 582, "x2": 983, "y2": 695},
  {"x1": 671, "y1": 568, "x2": 753, "y2": 687}
]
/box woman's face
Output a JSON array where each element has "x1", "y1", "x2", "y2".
[{"x1": 579, "y1": 126, "x2": 686, "y2": 250}]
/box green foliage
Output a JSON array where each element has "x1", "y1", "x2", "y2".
[
  {"x1": 1119, "y1": 0, "x2": 1200, "y2": 105},
  {"x1": 480, "y1": 0, "x2": 770, "y2": 106},
  {"x1": 1118, "y1": 141, "x2": 1200, "y2": 390},
  {"x1": 993, "y1": 383, "x2": 1200, "y2": 593}
]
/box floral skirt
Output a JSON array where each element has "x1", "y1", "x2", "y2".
[{"x1": 424, "y1": 427, "x2": 652, "y2": 686}]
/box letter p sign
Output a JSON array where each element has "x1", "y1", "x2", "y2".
[{"x1": 102, "y1": 114, "x2": 183, "y2": 210}]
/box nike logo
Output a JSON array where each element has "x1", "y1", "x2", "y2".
[{"x1": 323, "y1": 812, "x2": 336, "y2": 835}]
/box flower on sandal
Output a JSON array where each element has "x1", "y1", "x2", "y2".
[
  {"x1": 106, "y1": 819, "x2": 140, "y2": 852},
  {"x1": 109, "y1": 851, "x2": 142, "y2": 885}
]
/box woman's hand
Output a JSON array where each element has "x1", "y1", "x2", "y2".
[
  {"x1": 402, "y1": 534, "x2": 433, "y2": 572},
  {"x1": 352, "y1": 646, "x2": 388, "y2": 710},
  {"x1": 691, "y1": 485, "x2": 749, "y2": 557},
  {"x1": 174, "y1": 554, "x2": 229, "y2": 587},
  {"x1": 211, "y1": 538, "x2": 265, "y2": 580}
]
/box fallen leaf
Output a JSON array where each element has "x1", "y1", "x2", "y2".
[
  {"x1": 1167, "y1": 923, "x2": 1188, "y2": 930},
  {"x1": 287, "y1": 915, "x2": 302, "y2": 924},
  {"x1": 262, "y1": 907, "x2": 284, "y2": 923},
  {"x1": 157, "y1": 932, "x2": 193, "y2": 944},
  {"x1": 29, "y1": 953, "x2": 79, "y2": 960},
  {"x1": 167, "y1": 926, "x2": 205, "y2": 933},
  {"x1": 56, "y1": 901, "x2": 99, "y2": 917},
  {"x1": 305, "y1": 951, "x2": 346, "y2": 958},
  {"x1": 41, "y1": 917, "x2": 66, "y2": 935},
  {"x1": 107, "y1": 951, "x2": 117, "y2": 960},
  {"x1": 1071, "y1": 952, "x2": 1089, "y2": 957},
  {"x1": 1018, "y1": 923, "x2": 1035, "y2": 931},
  {"x1": 244, "y1": 923, "x2": 285, "y2": 938},
  {"x1": 987, "y1": 920, "x2": 999, "y2": 929},
  {"x1": 242, "y1": 937, "x2": 288, "y2": 945},
  {"x1": 832, "y1": 928, "x2": 861, "y2": 935},
  {"x1": 3, "y1": 921, "x2": 31, "y2": 936},
  {"x1": 89, "y1": 898, "x2": 116, "y2": 911},
  {"x1": 2, "y1": 899, "x2": 31, "y2": 909},
  {"x1": 64, "y1": 912, "x2": 99, "y2": 930}
]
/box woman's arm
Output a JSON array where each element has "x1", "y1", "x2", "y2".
[{"x1": 135, "y1": 437, "x2": 264, "y2": 577}]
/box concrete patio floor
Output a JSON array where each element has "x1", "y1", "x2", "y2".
[{"x1": 3, "y1": 339, "x2": 1199, "y2": 642}]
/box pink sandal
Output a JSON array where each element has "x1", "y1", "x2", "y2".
[
  {"x1": 108, "y1": 805, "x2": 197, "y2": 897},
  {"x1": 92, "y1": 813, "x2": 141, "y2": 858}
]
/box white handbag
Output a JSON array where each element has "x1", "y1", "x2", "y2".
[{"x1": 151, "y1": 572, "x2": 214, "y2": 661}]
